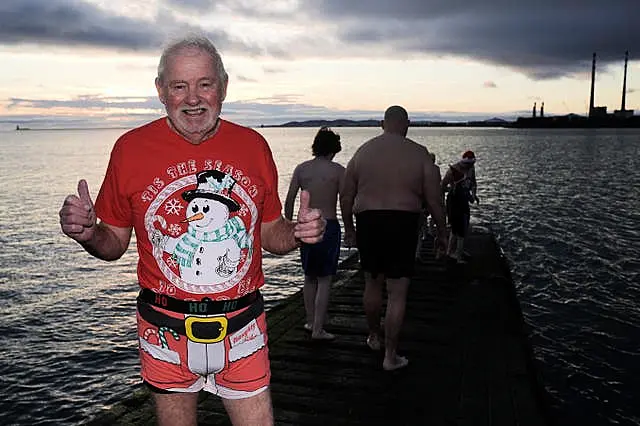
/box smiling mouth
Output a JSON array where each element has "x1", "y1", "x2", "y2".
[{"x1": 183, "y1": 107, "x2": 207, "y2": 116}]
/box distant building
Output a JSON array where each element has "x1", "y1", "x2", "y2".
[
  {"x1": 614, "y1": 109, "x2": 634, "y2": 118},
  {"x1": 590, "y1": 106, "x2": 608, "y2": 118}
]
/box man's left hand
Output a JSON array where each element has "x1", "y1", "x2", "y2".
[{"x1": 295, "y1": 190, "x2": 325, "y2": 244}]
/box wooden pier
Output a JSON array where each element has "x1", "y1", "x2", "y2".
[{"x1": 88, "y1": 227, "x2": 553, "y2": 426}]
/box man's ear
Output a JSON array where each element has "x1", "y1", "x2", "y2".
[
  {"x1": 155, "y1": 77, "x2": 166, "y2": 104},
  {"x1": 219, "y1": 80, "x2": 228, "y2": 102}
]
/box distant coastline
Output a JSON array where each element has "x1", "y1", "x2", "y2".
[
  {"x1": 12, "y1": 115, "x2": 640, "y2": 132},
  {"x1": 260, "y1": 118, "x2": 510, "y2": 128},
  {"x1": 15, "y1": 125, "x2": 131, "y2": 132},
  {"x1": 13, "y1": 119, "x2": 508, "y2": 132},
  {"x1": 261, "y1": 116, "x2": 640, "y2": 129}
]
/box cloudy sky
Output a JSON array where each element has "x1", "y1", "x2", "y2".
[{"x1": 0, "y1": 0, "x2": 637, "y2": 129}]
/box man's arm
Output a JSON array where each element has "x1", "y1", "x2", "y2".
[
  {"x1": 260, "y1": 216, "x2": 299, "y2": 255},
  {"x1": 81, "y1": 222, "x2": 132, "y2": 261},
  {"x1": 339, "y1": 159, "x2": 357, "y2": 246},
  {"x1": 283, "y1": 166, "x2": 301, "y2": 220},
  {"x1": 436, "y1": 167, "x2": 445, "y2": 204},
  {"x1": 423, "y1": 161, "x2": 447, "y2": 247},
  {"x1": 441, "y1": 167, "x2": 453, "y2": 193},
  {"x1": 470, "y1": 166, "x2": 479, "y2": 202},
  {"x1": 59, "y1": 179, "x2": 132, "y2": 261}
]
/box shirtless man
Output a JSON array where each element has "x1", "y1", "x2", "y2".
[
  {"x1": 442, "y1": 150, "x2": 478, "y2": 264},
  {"x1": 285, "y1": 127, "x2": 345, "y2": 340},
  {"x1": 340, "y1": 106, "x2": 446, "y2": 371}
]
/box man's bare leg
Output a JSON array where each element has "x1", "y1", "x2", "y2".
[
  {"x1": 153, "y1": 392, "x2": 198, "y2": 426},
  {"x1": 223, "y1": 388, "x2": 274, "y2": 426},
  {"x1": 303, "y1": 275, "x2": 317, "y2": 330},
  {"x1": 446, "y1": 232, "x2": 457, "y2": 257},
  {"x1": 312, "y1": 275, "x2": 334, "y2": 339},
  {"x1": 363, "y1": 271, "x2": 384, "y2": 349},
  {"x1": 454, "y1": 236, "x2": 467, "y2": 264},
  {"x1": 382, "y1": 277, "x2": 410, "y2": 370}
]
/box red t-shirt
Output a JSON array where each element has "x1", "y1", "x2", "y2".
[{"x1": 95, "y1": 118, "x2": 282, "y2": 301}]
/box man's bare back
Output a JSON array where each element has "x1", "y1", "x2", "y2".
[
  {"x1": 341, "y1": 132, "x2": 433, "y2": 214},
  {"x1": 285, "y1": 157, "x2": 345, "y2": 220}
]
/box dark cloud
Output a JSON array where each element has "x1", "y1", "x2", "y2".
[
  {"x1": 165, "y1": 0, "x2": 296, "y2": 17},
  {"x1": 2, "y1": 0, "x2": 635, "y2": 81},
  {"x1": 0, "y1": 0, "x2": 264, "y2": 54},
  {"x1": 303, "y1": 0, "x2": 637, "y2": 79},
  {"x1": 0, "y1": 0, "x2": 163, "y2": 49},
  {"x1": 161, "y1": 0, "x2": 215, "y2": 13},
  {"x1": 164, "y1": 0, "x2": 637, "y2": 80}
]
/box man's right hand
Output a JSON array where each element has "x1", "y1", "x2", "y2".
[{"x1": 59, "y1": 179, "x2": 97, "y2": 244}]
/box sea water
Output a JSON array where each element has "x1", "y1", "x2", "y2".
[{"x1": 0, "y1": 126, "x2": 638, "y2": 425}]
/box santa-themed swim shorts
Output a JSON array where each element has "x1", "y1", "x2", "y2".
[{"x1": 135, "y1": 292, "x2": 271, "y2": 399}]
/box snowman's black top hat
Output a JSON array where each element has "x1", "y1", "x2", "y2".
[{"x1": 182, "y1": 170, "x2": 240, "y2": 212}]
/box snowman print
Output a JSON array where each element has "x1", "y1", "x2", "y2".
[{"x1": 151, "y1": 170, "x2": 250, "y2": 287}]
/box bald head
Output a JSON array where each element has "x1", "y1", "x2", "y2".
[{"x1": 382, "y1": 105, "x2": 410, "y2": 136}]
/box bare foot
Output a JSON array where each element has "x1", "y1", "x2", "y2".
[
  {"x1": 366, "y1": 334, "x2": 381, "y2": 351},
  {"x1": 383, "y1": 355, "x2": 409, "y2": 371},
  {"x1": 311, "y1": 330, "x2": 335, "y2": 340}
]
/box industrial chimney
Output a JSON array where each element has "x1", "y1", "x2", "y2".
[
  {"x1": 589, "y1": 52, "x2": 596, "y2": 117},
  {"x1": 614, "y1": 51, "x2": 634, "y2": 118},
  {"x1": 621, "y1": 50, "x2": 629, "y2": 112}
]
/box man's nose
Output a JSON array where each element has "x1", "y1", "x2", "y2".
[{"x1": 186, "y1": 88, "x2": 200, "y2": 105}]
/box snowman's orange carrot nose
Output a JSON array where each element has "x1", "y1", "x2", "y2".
[{"x1": 182, "y1": 212, "x2": 205, "y2": 223}]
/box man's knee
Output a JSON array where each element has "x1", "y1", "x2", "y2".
[
  {"x1": 223, "y1": 388, "x2": 274, "y2": 426},
  {"x1": 386, "y1": 277, "x2": 410, "y2": 297}
]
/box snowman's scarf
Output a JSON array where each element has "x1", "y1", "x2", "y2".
[{"x1": 172, "y1": 216, "x2": 249, "y2": 268}]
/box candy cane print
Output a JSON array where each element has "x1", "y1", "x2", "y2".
[
  {"x1": 143, "y1": 327, "x2": 158, "y2": 344},
  {"x1": 158, "y1": 327, "x2": 180, "y2": 349},
  {"x1": 153, "y1": 215, "x2": 167, "y2": 230}
]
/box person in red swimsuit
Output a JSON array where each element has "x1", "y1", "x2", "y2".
[{"x1": 58, "y1": 34, "x2": 326, "y2": 426}]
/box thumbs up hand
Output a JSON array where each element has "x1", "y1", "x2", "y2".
[
  {"x1": 294, "y1": 190, "x2": 325, "y2": 244},
  {"x1": 59, "y1": 179, "x2": 98, "y2": 243}
]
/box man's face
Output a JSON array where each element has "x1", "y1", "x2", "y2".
[{"x1": 156, "y1": 47, "x2": 228, "y2": 144}]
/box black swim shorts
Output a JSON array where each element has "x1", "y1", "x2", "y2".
[{"x1": 355, "y1": 210, "x2": 420, "y2": 279}]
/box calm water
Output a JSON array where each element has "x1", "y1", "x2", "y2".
[{"x1": 0, "y1": 126, "x2": 639, "y2": 425}]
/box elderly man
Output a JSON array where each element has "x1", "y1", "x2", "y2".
[
  {"x1": 340, "y1": 105, "x2": 446, "y2": 371},
  {"x1": 58, "y1": 35, "x2": 325, "y2": 426}
]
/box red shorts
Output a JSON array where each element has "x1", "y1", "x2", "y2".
[{"x1": 136, "y1": 302, "x2": 270, "y2": 399}]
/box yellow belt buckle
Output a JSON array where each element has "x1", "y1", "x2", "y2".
[{"x1": 185, "y1": 316, "x2": 228, "y2": 343}]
